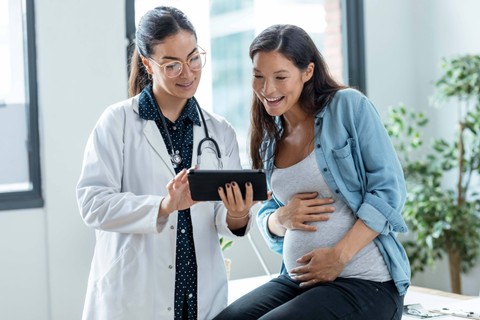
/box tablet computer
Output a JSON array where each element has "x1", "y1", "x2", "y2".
[{"x1": 187, "y1": 169, "x2": 268, "y2": 201}]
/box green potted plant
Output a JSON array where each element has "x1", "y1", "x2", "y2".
[{"x1": 385, "y1": 54, "x2": 480, "y2": 294}]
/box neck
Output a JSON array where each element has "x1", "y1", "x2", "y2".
[
  {"x1": 282, "y1": 107, "x2": 311, "y2": 132},
  {"x1": 152, "y1": 87, "x2": 188, "y2": 122}
]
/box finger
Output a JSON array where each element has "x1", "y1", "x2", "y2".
[
  {"x1": 313, "y1": 197, "x2": 335, "y2": 205},
  {"x1": 231, "y1": 181, "x2": 244, "y2": 205},
  {"x1": 293, "y1": 222, "x2": 318, "y2": 232},
  {"x1": 225, "y1": 183, "x2": 236, "y2": 204},
  {"x1": 244, "y1": 182, "x2": 254, "y2": 205},
  {"x1": 296, "y1": 252, "x2": 313, "y2": 264},
  {"x1": 292, "y1": 192, "x2": 318, "y2": 200},
  {"x1": 176, "y1": 168, "x2": 187, "y2": 181},
  {"x1": 303, "y1": 212, "x2": 332, "y2": 222},
  {"x1": 299, "y1": 278, "x2": 320, "y2": 288},
  {"x1": 218, "y1": 186, "x2": 228, "y2": 204},
  {"x1": 304, "y1": 199, "x2": 335, "y2": 208},
  {"x1": 290, "y1": 266, "x2": 308, "y2": 276},
  {"x1": 166, "y1": 178, "x2": 175, "y2": 193}
]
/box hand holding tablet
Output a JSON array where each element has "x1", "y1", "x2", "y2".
[{"x1": 187, "y1": 169, "x2": 268, "y2": 201}]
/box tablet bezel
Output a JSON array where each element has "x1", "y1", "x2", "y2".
[{"x1": 187, "y1": 169, "x2": 267, "y2": 201}]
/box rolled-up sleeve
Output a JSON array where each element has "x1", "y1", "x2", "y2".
[
  {"x1": 354, "y1": 97, "x2": 407, "y2": 234},
  {"x1": 256, "y1": 197, "x2": 284, "y2": 254}
]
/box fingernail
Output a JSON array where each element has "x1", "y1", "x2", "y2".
[
  {"x1": 218, "y1": 187, "x2": 222, "y2": 191},
  {"x1": 226, "y1": 183, "x2": 231, "y2": 188},
  {"x1": 246, "y1": 182, "x2": 251, "y2": 186}
]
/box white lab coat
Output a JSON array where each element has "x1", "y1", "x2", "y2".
[{"x1": 76, "y1": 95, "x2": 252, "y2": 320}]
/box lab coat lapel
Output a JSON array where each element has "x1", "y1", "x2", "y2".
[{"x1": 143, "y1": 121, "x2": 175, "y2": 176}]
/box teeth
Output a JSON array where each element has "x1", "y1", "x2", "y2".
[{"x1": 265, "y1": 97, "x2": 282, "y2": 102}]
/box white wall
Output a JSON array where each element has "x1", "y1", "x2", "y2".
[
  {"x1": 1, "y1": 1, "x2": 480, "y2": 319},
  {"x1": 0, "y1": 0, "x2": 127, "y2": 319},
  {"x1": 364, "y1": 0, "x2": 480, "y2": 295}
]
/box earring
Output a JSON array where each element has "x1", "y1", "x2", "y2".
[{"x1": 148, "y1": 73, "x2": 152, "y2": 80}]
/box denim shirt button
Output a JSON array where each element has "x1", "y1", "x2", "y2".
[
  {"x1": 316, "y1": 144, "x2": 321, "y2": 148},
  {"x1": 335, "y1": 189, "x2": 340, "y2": 193},
  {"x1": 323, "y1": 168, "x2": 328, "y2": 172}
]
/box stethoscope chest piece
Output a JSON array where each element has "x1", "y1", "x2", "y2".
[
  {"x1": 171, "y1": 150, "x2": 182, "y2": 168},
  {"x1": 170, "y1": 150, "x2": 182, "y2": 168}
]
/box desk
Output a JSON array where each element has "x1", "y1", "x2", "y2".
[
  {"x1": 228, "y1": 276, "x2": 479, "y2": 319},
  {"x1": 404, "y1": 286, "x2": 478, "y2": 319}
]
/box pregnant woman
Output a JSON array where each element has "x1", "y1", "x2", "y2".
[{"x1": 213, "y1": 24, "x2": 411, "y2": 320}]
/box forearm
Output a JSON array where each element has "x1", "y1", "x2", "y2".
[
  {"x1": 267, "y1": 211, "x2": 287, "y2": 237},
  {"x1": 335, "y1": 219, "x2": 379, "y2": 264}
]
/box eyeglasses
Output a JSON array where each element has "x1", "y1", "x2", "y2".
[{"x1": 150, "y1": 49, "x2": 207, "y2": 78}]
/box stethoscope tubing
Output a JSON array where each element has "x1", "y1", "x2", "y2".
[{"x1": 157, "y1": 96, "x2": 222, "y2": 168}]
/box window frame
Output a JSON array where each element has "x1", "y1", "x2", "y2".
[
  {"x1": 342, "y1": 0, "x2": 366, "y2": 93},
  {"x1": 0, "y1": 0, "x2": 43, "y2": 211},
  {"x1": 125, "y1": 0, "x2": 366, "y2": 90}
]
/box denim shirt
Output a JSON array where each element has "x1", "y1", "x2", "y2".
[{"x1": 257, "y1": 88, "x2": 411, "y2": 296}]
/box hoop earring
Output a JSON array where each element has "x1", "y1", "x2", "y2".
[{"x1": 148, "y1": 73, "x2": 152, "y2": 81}]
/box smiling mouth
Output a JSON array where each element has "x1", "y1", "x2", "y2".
[
  {"x1": 177, "y1": 81, "x2": 194, "y2": 88},
  {"x1": 264, "y1": 96, "x2": 284, "y2": 103}
]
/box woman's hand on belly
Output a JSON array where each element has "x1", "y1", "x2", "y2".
[
  {"x1": 276, "y1": 192, "x2": 335, "y2": 232},
  {"x1": 289, "y1": 246, "x2": 346, "y2": 287}
]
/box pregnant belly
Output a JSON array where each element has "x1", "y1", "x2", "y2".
[{"x1": 283, "y1": 213, "x2": 355, "y2": 274}]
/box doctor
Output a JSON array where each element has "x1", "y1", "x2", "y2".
[{"x1": 76, "y1": 6, "x2": 255, "y2": 320}]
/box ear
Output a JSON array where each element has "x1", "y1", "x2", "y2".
[
  {"x1": 302, "y1": 62, "x2": 314, "y2": 83},
  {"x1": 140, "y1": 55, "x2": 152, "y2": 74}
]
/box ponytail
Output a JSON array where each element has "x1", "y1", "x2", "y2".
[{"x1": 128, "y1": 48, "x2": 151, "y2": 97}]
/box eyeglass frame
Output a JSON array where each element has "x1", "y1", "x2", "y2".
[{"x1": 148, "y1": 47, "x2": 207, "y2": 78}]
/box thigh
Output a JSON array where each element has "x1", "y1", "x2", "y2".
[
  {"x1": 213, "y1": 276, "x2": 300, "y2": 320},
  {"x1": 259, "y1": 279, "x2": 403, "y2": 320}
]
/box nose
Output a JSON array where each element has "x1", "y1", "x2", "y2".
[
  {"x1": 179, "y1": 62, "x2": 194, "y2": 78},
  {"x1": 262, "y1": 79, "x2": 275, "y2": 96}
]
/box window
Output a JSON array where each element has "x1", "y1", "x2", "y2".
[
  {"x1": 127, "y1": 0, "x2": 365, "y2": 166},
  {"x1": 0, "y1": 0, "x2": 42, "y2": 210}
]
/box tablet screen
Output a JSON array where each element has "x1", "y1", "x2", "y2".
[{"x1": 187, "y1": 169, "x2": 268, "y2": 201}]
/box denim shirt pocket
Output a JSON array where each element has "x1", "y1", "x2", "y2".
[{"x1": 332, "y1": 138, "x2": 362, "y2": 192}]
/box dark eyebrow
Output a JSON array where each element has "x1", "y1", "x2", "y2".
[
  {"x1": 253, "y1": 68, "x2": 290, "y2": 74},
  {"x1": 161, "y1": 48, "x2": 199, "y2": 61}
]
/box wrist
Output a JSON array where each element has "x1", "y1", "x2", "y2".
[
  {"x1": 270, "y1": 211, "x2": 286, "y2": 230},
  {"x1": 334, "y1": 242, "x2": 352, "y2": 265},
  {"x1": 159, "y1": 198, "x2": 174, "y2": 217},
  {"x1": 267, "y1": 211, "x2": 286, "y2": 237},
  {"x1": 227, "y1": 210, "x2": 250, "y2": 220}
]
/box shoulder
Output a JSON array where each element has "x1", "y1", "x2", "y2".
[
  {"x1": 331, "y1": 88, "x2": 368, "y2": 107},
  {"x1": 93, "y1": 97, "x2": 138, "y2": 131},
  {"x1": 99, "y1": 97, "x2": 136, "y2": 121},
  {"x1": 325, "y1": 88, "x2": 377, "y2": 117}
]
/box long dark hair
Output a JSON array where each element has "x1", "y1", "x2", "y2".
[
  {"x1": 128, "y1": 6, "x2": 197, "y2": 97},
  {"x1": 249, "y1": 24, "x2": 346, "y2": 169}
]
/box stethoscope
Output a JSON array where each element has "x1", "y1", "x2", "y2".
[{"x1": 157, "y1": 96, "x2": 222, "y2": 169}]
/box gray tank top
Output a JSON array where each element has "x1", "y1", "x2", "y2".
[{"x1": 271, "y1": 151, "x2": 391, "y2": 282}]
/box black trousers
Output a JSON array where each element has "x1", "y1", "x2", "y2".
[{"x1": 214, "y1": 275, "x2": 404, "y2": 320}]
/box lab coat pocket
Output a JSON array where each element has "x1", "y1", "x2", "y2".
[
  {"x1": 332, "y1": 138, "x2": 362, "y2": 192},
  {"x1": 94, "y1": 245, "x2": 141, "y2": 308}
]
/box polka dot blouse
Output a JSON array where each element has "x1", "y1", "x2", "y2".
[{"x1": 139, "y1": 85, "x2": 201, "y2": 320}]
